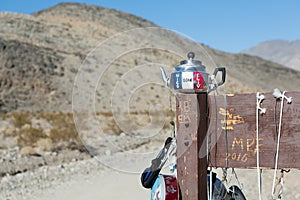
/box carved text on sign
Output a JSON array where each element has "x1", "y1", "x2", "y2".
[
  {"x1": 177, "y1": 98, "x2": 192, "y2": 124},
  {"x1": 225, "y1": 137, "x2": 264, "y2": 163},
  {"x1": 219, "y1": 108, "x2": 245, "y2": 130}
]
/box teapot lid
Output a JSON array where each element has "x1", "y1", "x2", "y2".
[{"x1": 176, "y1": 52, "x2": 206, "y2": 71}]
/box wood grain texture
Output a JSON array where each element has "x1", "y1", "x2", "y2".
[
  {"x1": 208, "y1": 92, "x2": 300, "y2": 169},
  {"x1": 176, "y1": 93, "x2": 208, "y2": 200}
]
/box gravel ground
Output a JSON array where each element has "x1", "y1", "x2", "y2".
[
  {"x1": 1, "y1": 132, "x2": 300, "y2": 200},
  {"x1": 0, "y1": 131, "x2": 166, "y2": 200},
  {"x1": 0, "y1": 157, "x2": 105, "y2": 199}
]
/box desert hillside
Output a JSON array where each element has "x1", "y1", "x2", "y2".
[
  {"x1": 1, "y1": 3, "x2": 300, "y2": 114},
  {"x1": 242, "y1": 39, "x2": 300, "y2": 71},
  {"x1": 1, "y1": 3, "x2": 300, "y2": 200}
]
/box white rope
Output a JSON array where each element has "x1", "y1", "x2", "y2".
[
  {"x1": 271, "y1": 89, "x2": 292, "y2": 199},
  {"x1": 278, "y1": 169, "x2": 288, "y2": 199},
  {"x1": 207, "y1": 114, "x2": 213, "y2": 200},
  {"x1": 256, "y1": 93, "x2": 261, "y2": 200},
  {"x1": 222, "y1": 168, "x2": 228, "y2": 185},
  {"x1": 232, "y1": 168, "x2": 243, "y2": 189},
  {"x1": 256, "y1": 92, "x2": 265, "y2": 200},
  {"x1": 271, "y1": 91, "x2": 286, "y2": 199},
  {"x1": 278, "y1": 170, "x2": 284, "y2": 199},
  {"x1": 206, "y1": 104, "x2": 212, "y2": 200},
  {"x1": 207, "y1": 76, "x2": 219, "y2": 200},
  {"x1": 209, "y1": 168, "x2": 213, "y2": 200}
]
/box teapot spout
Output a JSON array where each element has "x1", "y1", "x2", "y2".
[{"x1": 160, "y1": 67, "x2": 170, "y2": 86}]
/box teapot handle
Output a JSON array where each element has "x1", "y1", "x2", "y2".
[{"x1": 213, "y1": 67, "x2": 226, "y2": 87}]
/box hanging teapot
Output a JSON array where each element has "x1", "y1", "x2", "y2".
[{"x1": 160, "y1": 52, "x2": 226, "y2": 93}]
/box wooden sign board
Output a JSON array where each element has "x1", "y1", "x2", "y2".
[{"x1": 208, "y1": 92, "x2": 300, "y2": 169}]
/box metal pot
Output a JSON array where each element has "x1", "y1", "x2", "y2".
[{"x1": 160, "y1": 52, "x2": 226, "y2": 93}]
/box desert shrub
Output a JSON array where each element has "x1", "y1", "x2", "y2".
[
  {"x1": 13, "y1": 112, "x2": 84, "y2": 151},
  {"x1": 97, "y1": 110, "x2": 175, "y2": 135},
  {"x1": 101, "y1": 118, "x2": 122, "y2": 135},
  {"x1": 44, "y1": 112, "x2": 83, "y2": 150},
  {"x1": 17, "y1": 126, "x2": 47, "y2": 147},
  {"x1": 43, "y1": 113, "x2": 77, "y2": 141},
  {"x1": 11, "y1": 112, "x2": 31, "y2": 128},
  {"x1": 0, "y1": 114, "x2": 6, "y2": 120},
  {"x1": 9, "y1": 110, "x2": 174, "y2": 150},
  {"x1": 49, "y1": 126, "x2": 77, "y2": 143},
  {"x1": 96, "y1": 112, "x2": 113, "y2": 117}
]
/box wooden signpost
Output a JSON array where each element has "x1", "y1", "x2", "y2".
[
  {"x1": 176, "y1": 93, "x2": 208, "y2": 200},
  {"x1": 176, "y1": 91, "x2": 300, "y2": 200}
]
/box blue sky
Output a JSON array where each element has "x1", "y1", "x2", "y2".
[{"x1": 1, "y1": 0, "x2": 300, "y2": 53}]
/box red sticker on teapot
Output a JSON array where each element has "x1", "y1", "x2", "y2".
[{"x1": 193, "y1": 72, "x2": 204, "y2": 89}]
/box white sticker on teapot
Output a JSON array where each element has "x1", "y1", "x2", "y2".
[{"x1": 181, "y1": 72, "x2": 194, "y2": 89}]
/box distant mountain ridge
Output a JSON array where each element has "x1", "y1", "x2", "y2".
[
  {"x1": 1, "y1": 3, "x2": 300, "y2": 113},
  {"x1": 242, "y1": 39, "x2": 300, "y2": 71}
]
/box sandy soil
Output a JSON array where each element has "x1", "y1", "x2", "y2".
[
  {"x1": 1, "y1": 132, "x2": 300, "y2": 200},
  {"x1": 33, "y1": 168, "x2": 300, "y2": 200},
  {"x1": 37, "y1": 170, "x2": 149, "y2": 200},
  {"x1": 34, "y1": 168, "x2": 300, "y2": 200}
]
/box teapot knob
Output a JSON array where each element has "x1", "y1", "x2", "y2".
[{"x1": 187, "y1": 52, "x2": 195, "y2": 60}]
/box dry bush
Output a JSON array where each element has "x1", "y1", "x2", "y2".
[
  {"x1": 97, "y1": 110, "x2": 174, "y2": 135},
  {"x1": 10, "y1": 112, "x2": 31, "y2": 128},
  {"x1": 96, "y1": 111, "x2": 113, "y2": 117},
  {"x1": 96, "y1": 112, "x2": 122, "y2": 135},
  {"x1": 5, "y1": 110, "x2": 174, "y2": 150},
  {"x1": 41, "y1": 112, "x2": 83, "y2": 150},
  {"x1": 8, "y1": 112, "x2": 84, "y2": 151},
  {"x1": 100, "y1": 117, "x2": 122, "y2": 135},
  {"x1": 17, "y1": 126, "x2": 47, "y2": 147}
]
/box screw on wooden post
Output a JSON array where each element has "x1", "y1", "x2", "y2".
[{"x1": 176, "y1": 93, "x2": 208, "y2": 200}]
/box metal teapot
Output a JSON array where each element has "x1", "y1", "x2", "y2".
[{"x1": 160, "y1": 52, "x2": 226, "y2": 93}]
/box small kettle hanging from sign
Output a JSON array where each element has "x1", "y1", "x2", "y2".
[{"x1": 160, "y1": 52, "x2": 226, "y2": 93}]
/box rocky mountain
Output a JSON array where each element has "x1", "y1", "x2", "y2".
[
  {"x1": 1, "y1": 3, "x2": 300, "y2": 114},
  {"x1": 242, "y1": 39, "x2": 300, "y2": 71}
]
